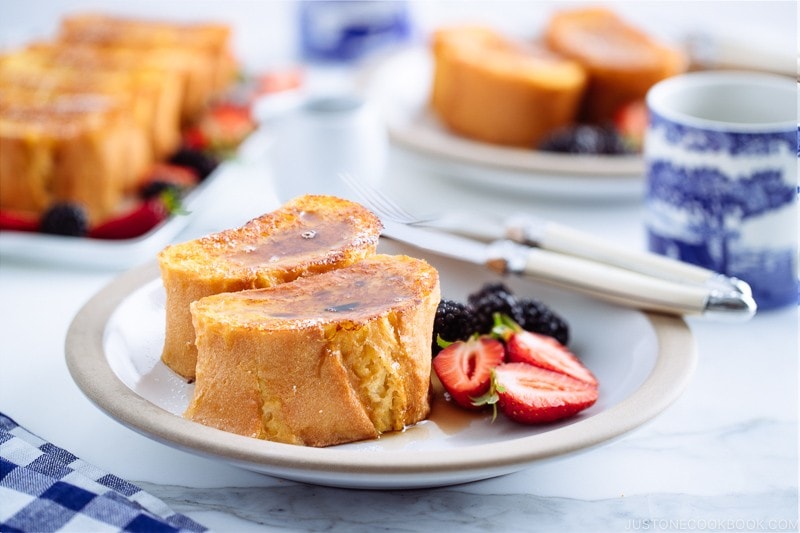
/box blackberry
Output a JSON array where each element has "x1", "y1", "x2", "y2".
[
  {"x1": 432, "y1": 299, "x2": 478, "y2": 355},
  {"x1": 469, "y1": 289, "x2": 526, "y2": 334},
  {"x1": 40, "y1": 202, "x2": 88, "y2": 237},
  {"x1": 518, "y1": 298, "x2": 570, "y2": 346},
  {"x1": 140, "y1": 180, "x2": 182, "y2": 200},
  {"x1": 466, "y1": 282, "x2": 514, "y2": 307},
  {"x1": 168, "y1": 147, "x2": 219, "y2": 180},
  {"x1": 539, "y1": 124, "x2": 630, "y2": 155}
]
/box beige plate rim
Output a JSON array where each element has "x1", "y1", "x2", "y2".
[{"x1": 65, "y1": 260, "x2": 696, "y2": 489}]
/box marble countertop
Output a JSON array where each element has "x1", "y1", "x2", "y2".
[
  {"x1": 2, "y1": 147, "x2": 797, "y2": 532},
  {"x1": 1, "y1": 2, "x2": 797, "y2": 531}
]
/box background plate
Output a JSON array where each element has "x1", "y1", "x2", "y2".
[
  {"x1": 360, "y1": 47, "x2": 644, "y2": 199},
  {"x1": 65, "y1": 241, "x2": 696, "y2": 489},
  {"x1": 0, "y1": 129, "x2": 268, "y2": 270}
]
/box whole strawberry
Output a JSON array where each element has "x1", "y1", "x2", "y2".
[{"x1": 613, "y1": 99, "x2": 648, "y2": 152}]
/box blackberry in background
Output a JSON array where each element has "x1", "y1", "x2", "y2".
[
  {"x1": 140, "y1": 180, "x2": 183, "y2": 200},
  {"x1": 539, "y1": 124, "x2": 630, "y2": 155},
  {"x1": 168, "y1": 147, "x2": 219, "y2": 180},
  {"x1": 40, "y1": 202, "x2": 88, "y2": 237},
  {"x1": 517, "y1": 298, "x2": 570, "y2": 346},
  {"x1": 432, "y1": 299, "x2": 477, "y2": 355}
]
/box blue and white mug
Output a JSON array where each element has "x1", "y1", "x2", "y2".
[{"x1": 644, "y1": 71, "x2": 797, "y2": 310}]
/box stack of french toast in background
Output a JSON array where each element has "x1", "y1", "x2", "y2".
[
  {"x1": 0, "y1": 13, "x2": 255, "y2": 237},
  {"x1": 430, "y1": 7, "x2": 687, "y2": 153}
]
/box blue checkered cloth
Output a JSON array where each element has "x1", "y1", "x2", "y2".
[{"x1": 0, "y1": 412, "x2": 207, "y2": 532}]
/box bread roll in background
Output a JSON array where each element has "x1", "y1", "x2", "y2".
[
  {"x1": 430, "y1": 25, "x2": 586, "y2": 148},
  {"x1": 544, "y1": 7, "x2": 687, "y2": 123}
]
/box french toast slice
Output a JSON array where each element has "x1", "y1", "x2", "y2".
[
  {"x1": 2, "y1": 42, "x2": 183, "y2": 159},
  {"x1": 0, "y1": 78, "x2": 153, "y2": 192},
  {"x1": 0, "y1": 12, "x2": 238, "y2": 225},
  {"x1": 544, "y1": 7, "x2": 687, "y2": 123},
  {"x1": 57, "y1": 13, "x2": 237, "y2": 123},
  {"x1": 158, "y1": 195, "x2": 383, "y2": 380},
  {"x1": 430, "y1": 25, "x2": 586, "y2": 147},
  {"x1": 185, "y1": 253, "x2": 440, "y2": 447},
  {"x1": 0, "y1": 92, "x2": 139, "y2": 222}
]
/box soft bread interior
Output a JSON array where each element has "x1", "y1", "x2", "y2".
[{"x1": 185, "y1": 254, "x2": 440, "y2": 447}]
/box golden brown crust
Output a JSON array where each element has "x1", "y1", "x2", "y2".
[
  {"x1": 1, "y1": 42, "x2": 184, "y2": 160},
  {"x1": 0, "y1": 92, "x2": 140, "y2": 222},
  {"x1": 185, "y1": 254, "x2": 440, "y2": 447},
  {"x1": 430, "y1": 25, "x2": 586, "y2": 147},
  {"x1": 0, "y1": 12, "x2": 236, "y2": 220},
  {"x1": 544, "y1": 7, "x2": 687, "y2": 122},
  {"x1": 158, "y1": 195, "x2": 383, "y2": 380},
  {"x1": 58, "y1": 13, "x2": 237, "y2": 123}
]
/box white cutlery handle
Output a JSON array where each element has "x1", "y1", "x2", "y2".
[
  {"x1": 544, "y1": 222, "x2": 713, "y2": 283},
  {"x1": 487, "y1": 241, "x2": 755, "y2": 320},
  {"x1": 506, "y1": 216, "x2": 748, "y2": 295}
]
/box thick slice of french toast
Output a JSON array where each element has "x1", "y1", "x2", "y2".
[
  {"x1": 544, "y1": 7, "x2": 687, "y2": 123},
  {"x1": 1, "y1": 43, "x2": 184, "y2": 159},
  {"x1": 158, "y1": 195, "x2": 383, "y2": 380},
  {"x1": 0, "y1": 92, "x2": 141, "y2": 222},
  {"x1": 185, "y1": 253, "x2": 440, "y2": 447},
  {"x1": 57, "y1": 13, "x2": 237, "y2": 123},
  {"x1": 430, "y1": 25, "x2": 586, "y2": 147}
]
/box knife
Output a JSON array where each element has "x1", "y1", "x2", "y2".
[
  {"x1": 414, "y1": 211, "x2": 751, "y2": 297},
  {"x1": 380, "y1": 218, "x2": 756, "y2": 320}
]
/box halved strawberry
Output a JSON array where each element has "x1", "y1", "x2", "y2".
[
  {"x1": 494, "y1": 363, "x2": 598, "y2": 424},
  {"x1": 613, "y1": 99, "x2": 648, "y2": 151},
  {"x1": 432, "y1": 337, "x2": 505, "y2": 410},
  {"x1": 89, "y1": 190, "x2": 183, "y2": 240},
  {"x1": 0, "y1": 209, "x2": 39, "y2": 232},
  {"x1": 494, "y1": 315, "x2": 597, "y2": 387},
  {"x1": 195, "y1": 103, "x2": 256, "y2": 156}
]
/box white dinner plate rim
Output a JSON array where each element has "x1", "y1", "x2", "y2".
[{"x1": 65, "y1": 259, "x2": 696, "y2": 488}]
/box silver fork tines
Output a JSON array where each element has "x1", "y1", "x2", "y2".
[{"x1": 339, "y1": 172, "x2": 435, "y2": 225}]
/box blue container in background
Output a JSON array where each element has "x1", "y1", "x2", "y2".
[
  {"x1": 643, "y1": 72, "x2": 798, "y2": 311},
  {"x1": 299, "y1": 0, "x2": 412, "y2": 63}
]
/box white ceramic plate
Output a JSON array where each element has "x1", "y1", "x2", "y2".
[
  {"x1": 65, "y1": 241, "x2": 696, "y2": 489},
  {"x1": 0, "y1": 130, "x2": 268, "y2": 270},
  {"x1": 359, "y1": 47, "x2": 644, "y2": 199}
]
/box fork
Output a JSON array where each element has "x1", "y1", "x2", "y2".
[{"x1": 340, "y1": 172, "x2": 751, "y2": 295}]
